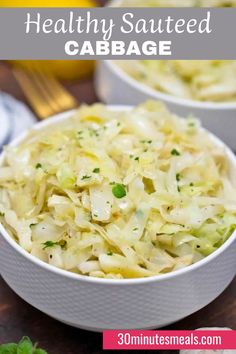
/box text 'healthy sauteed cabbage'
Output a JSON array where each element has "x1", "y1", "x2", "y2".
[
  {"x1": 116, "y1": 1, "x2": 236, "y2": 103},
  {"x1": 1, "y1": 102, "x2": 236, "y2": 279}
]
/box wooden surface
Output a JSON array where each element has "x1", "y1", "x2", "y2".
[{"x1": 0, "y1": 60, "x2": 235, "y2": 353}]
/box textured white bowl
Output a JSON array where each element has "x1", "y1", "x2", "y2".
[
  {"x1": 0, "y1": 107, "x2": 236, "y2": 332},
  {"x1": 95, "y1": 60, "x2": 236, "y2": 151}
]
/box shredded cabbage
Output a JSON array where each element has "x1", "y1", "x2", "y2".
[
  {"x1": 117, "y1": 60, "x2": 236, "y2": 103},
  {"x1": 0, "y1": 101, "x2": 236, "y2": 279},
  {"x1": 116, "y1": 1, "x2": 236, "y2": 103}
]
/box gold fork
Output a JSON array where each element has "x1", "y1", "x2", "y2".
[{"x1": 13, "y1": 65, "x2": 78, "y2": 119}]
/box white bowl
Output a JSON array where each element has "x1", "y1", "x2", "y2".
[
  {"x1": 95, "y1": 60, "x2": 236, "y2": 151},
  {"x1": 0, "y1": 107, "x2": 236, "y2": 332}
]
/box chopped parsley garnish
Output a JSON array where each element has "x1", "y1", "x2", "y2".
[
  {"x1": 42, "y1": 240, "x2": 67, "y2": 250},
  {"x1": 134, "y1": 156, "x2": 139, "y2": 161},
  {"x1": 29, "y1": 223, "x2": 37, "y2": 228},
  {"x1": 133, "y1": 227, "x2": 138, "y2": 231},
  {"x1": 93, "y1": 168, "x2": 100, "y2": 173},
  {"x1": 107, "y1": 251, "x2": 113, "y2": 256},
  {"x1": 190, "y1": 182, "x2": 194, "y2": 187},
  {"x1": 35, "y1": 163, "x2": 42, "y2": 169},
  {"x1": 140, "y1": 139, "x2": 152, "y2": 144},
  {"x1": 188, "y1": 122, "x2": 195, "y2": 127},
  {"x1": 57, "y1": 240, "x2": 67, "y2": 249},
  {"x1": 42, "y1": 241, "x2": 57, "y2": 250},
  {"x1": 81, "y1": 175, "x2": 91, "y2": 180},
  {"x1": 177, "y1": 186, "x2": 181, "y2": 192},
  {"x1": 0, "y1": 212, "x2": 5, "y2": 217},
  {"x1": 171, "y1": 148, "x2": 181, "y2": 156},
  {"x1": 176, "y1": 173, "x2": 181, "y2": 182},
  {"x1": 112, "y1": 183, "x2": 126, "y2": 199}
]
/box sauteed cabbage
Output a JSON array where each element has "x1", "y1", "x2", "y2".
[
  {"x1": 117, "y1": 60, "x2": 236, "y2": 103},
  {"x1": 0, "y1": 102, "x2": 236, "y2": 279},
  {"x1": 116, "y1": 0, "x2": 236, "y2": 103}
]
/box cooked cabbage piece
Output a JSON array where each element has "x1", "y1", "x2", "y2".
[{"x1": 0, "y1": 101, "x2": 236, "y2": 279}]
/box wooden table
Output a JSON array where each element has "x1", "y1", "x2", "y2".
[{"x1": 0, "y1": 61, "x2": 235, "y2": 353}]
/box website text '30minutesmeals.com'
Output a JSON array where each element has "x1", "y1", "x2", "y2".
[{"x1": 103, "y1": 330, "x2": 236, "y2": 350}]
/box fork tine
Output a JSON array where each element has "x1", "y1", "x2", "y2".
[
  {"x1": 13, "y1": 64, "x2": 78, "y2": 120},
  {"x1": 26, "y1": 67, "x2": 63, "y2": 114},
  {"x1": 33, "y1": 67, "x2": 78, "y2": 111},
  {"x1": 26, "y1": 62, "x2": 78, "y2": 111},
  {"x1": 13, "y1": 69, "x2": 54, "y2": 119}
]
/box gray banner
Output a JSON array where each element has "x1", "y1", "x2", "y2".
[{"x1": 0, "y1": 8, "x2": 235, "y2": 59}]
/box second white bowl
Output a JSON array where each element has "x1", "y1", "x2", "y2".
[{"x1": 95, "y1": 60, "x2": 236, "y2": 151}]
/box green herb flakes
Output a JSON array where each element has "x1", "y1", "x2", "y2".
[
  {"x1": 35, "y1": 163, "x2": 42, "y2": 169},
  {"x1": 42, "y1": 240, "x2": 67, "y2": 250},
  {"x1": 171, "y1": 149, "x2": 181, "y2": 156},
  {"x1": 29, "y1": 223, "x2": 37, "y2": 228},
  {"x1": 81, "y1": 175, "x2": 91, "y2": 180},
  {"x1": 176, "y1": 173, "x2": 181, "y2": 182},
  {"x1": 57, "y1": 240, "x2": 67, "y2": 249},
  {"x1": 42, "y1": 241, "x2": 57, "y2": 250},
  {"x1": 112, "y1": 183, "x2": 126, "y2": 199}
]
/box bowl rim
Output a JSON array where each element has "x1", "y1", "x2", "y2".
[
  {"x1": 104, "y1": 60, "x2": 236, "y2": 110},
  {"x1": 0, "y1": 106, "x2": 236, "y2": 286}
]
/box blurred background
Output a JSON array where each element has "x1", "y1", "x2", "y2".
[{"x1": 0, "y1": 0, "x2": 106, "y2": 121}]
